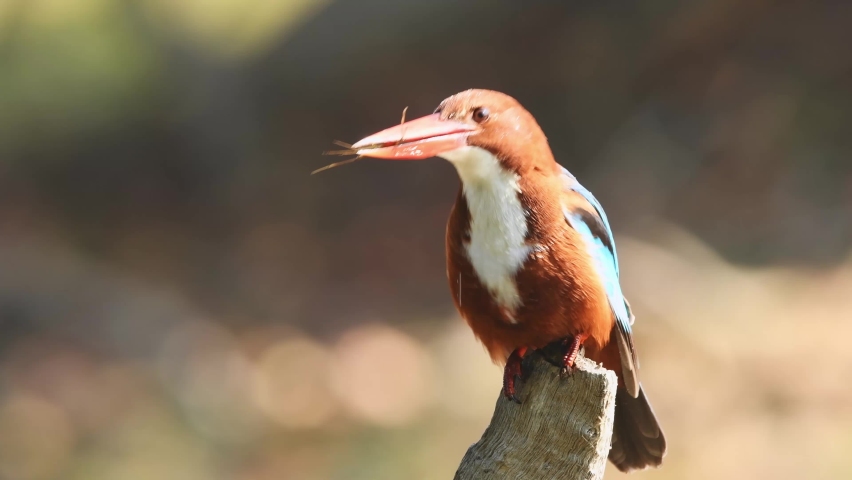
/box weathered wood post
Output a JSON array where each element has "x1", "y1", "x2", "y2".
[{"x1": 454, "y1": 353, "x2": 617, "y2": 480}]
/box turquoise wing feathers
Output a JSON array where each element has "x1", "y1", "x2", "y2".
[{"x1": 560, "y1": 167, "x2": 639, "y2": 396}]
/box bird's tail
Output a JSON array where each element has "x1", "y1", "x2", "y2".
[{"x1": 609, "y1": 385, "x2": 667, "y2": 472}]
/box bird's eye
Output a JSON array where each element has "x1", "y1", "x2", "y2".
[{"x1": 472, "y1": 107, "x2": 490, "y2": 123}]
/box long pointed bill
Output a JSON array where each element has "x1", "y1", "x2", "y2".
[{"x1": 351, "y1": 113, "x2": 476, "y2": 160}]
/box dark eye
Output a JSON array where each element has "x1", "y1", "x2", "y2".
[{"x1": 472, "y1": 107, "x2": 490, "y2": 123}]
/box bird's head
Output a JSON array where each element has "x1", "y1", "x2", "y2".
[{"x1": 352, "y1": 89, "x2": 557, "y2": 183}]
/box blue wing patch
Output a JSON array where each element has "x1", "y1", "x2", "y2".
[{"x1": 561, "y1": 167, "x2": 639, "y2": 396}]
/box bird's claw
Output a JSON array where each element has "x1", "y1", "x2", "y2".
[
  {"x1": 503, "y1": 370, "x2": 523, "y2": 403},
  {"x1": 503, "y1": 377, "x2": 523, "y2": 403},
  {"x1": 502, "y1": 348, "x2": 527, "y2": 404},
  {"x1": 558, "y1": 333, "x2": 588, "y2": 378}
]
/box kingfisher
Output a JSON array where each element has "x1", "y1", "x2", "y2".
[{"x1": 348, "y1": 89, "x2": 666, "y2": 472}]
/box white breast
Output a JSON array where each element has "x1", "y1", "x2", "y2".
[{"x1": 440, "y1": 146, "x2": 532, "y2": 320}]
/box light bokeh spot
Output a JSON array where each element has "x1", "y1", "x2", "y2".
[
  {"x1": 252, "y1": 336, "x2": 337, "y2": 429},
  {"x1": 330, "y1": 324, "x2": 435, "y2": 426},
  {"x1": 0, "y1": 394, "x2": 75, "y2": 480}
]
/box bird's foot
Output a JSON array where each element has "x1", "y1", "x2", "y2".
[
  {"x1": 559, "y1": 333, "x2": 589, "y2": 378},
  {"x1": 502, "y1": 347, "x2": 528, "y2": 403}
]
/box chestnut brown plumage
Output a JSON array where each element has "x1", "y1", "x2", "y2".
[{"x1": 350, "y1": 89, "x2": 666, "y2": 472}]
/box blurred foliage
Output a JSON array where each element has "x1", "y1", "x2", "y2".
[{"x1": 1, "y1": 0, "x2": 851, "y2": 479}]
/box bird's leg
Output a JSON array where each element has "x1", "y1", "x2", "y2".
[
  {"x1": 502, "y1": 347, "x2": 528, "y2": 404},
  {"x1": 559, "y1": 333, "x2": 589, "y2": 377}
]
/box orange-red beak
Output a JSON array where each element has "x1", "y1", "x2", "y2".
[{"x1": 352, "y1": 113, "x2": 476, "y2": 160}]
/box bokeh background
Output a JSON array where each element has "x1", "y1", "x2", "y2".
[{"x1": 2, "y1": 1, "x2": 852, "y2": 479}]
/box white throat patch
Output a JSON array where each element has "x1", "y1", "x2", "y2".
[{"x1": 440, "y1": 146, "x2": 531, "y2": 320}]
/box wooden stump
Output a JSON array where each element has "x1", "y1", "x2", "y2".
[{"x1": 454, "y1": 353, "x2": 617, "y2": 480}]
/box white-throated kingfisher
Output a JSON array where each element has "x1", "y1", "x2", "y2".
[{"x1": 349, "y1": 89, "x2": 666, "y2": 472}]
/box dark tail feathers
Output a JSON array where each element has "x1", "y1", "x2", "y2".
[{"x1": 609, "y1": 385, "x2": 667, "y2": 472}]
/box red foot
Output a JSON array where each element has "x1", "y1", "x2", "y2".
[
  {"x1": 560, "y1": 333, "x2": 589, "y2": 377},
  {"x1": 502, "y1": 347, "x2": 528, "y2": 403}
]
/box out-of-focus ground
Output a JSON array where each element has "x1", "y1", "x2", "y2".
[{"x1": 1, "y1": 1, "x2": 851, "y2": 479}]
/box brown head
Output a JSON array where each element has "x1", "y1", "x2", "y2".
[{"x1": 352, "y1": 89, "x2": 559, "y2": 181}]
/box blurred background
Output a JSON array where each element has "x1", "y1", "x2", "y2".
[{"x1": 1, "y1": 0, "x2": 851, "y2": 479}]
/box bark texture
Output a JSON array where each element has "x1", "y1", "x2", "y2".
[{"x1": 454, "y1": 354, "x2": 616, "y2": 480}]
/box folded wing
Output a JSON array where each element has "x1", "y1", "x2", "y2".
[{"x1": 560, "y1": 167, "x2": 639, "y2": 397}]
